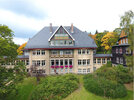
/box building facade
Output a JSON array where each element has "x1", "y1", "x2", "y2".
[
  {"x1": 2, "y1": 24, "x2": 112, "y2": 75},
  {"x1": 112, "y1": 30, "x2": 132, "y2": 66}
]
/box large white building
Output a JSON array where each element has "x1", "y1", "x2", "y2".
[{"x1": 3, "y1": 24, "x2": 112, "y2": 75}]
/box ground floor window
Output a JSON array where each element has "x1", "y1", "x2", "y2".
[
  {"x1": 93, "y1": 67, "x2": 96, "y2": 71},
  {"x1": 102, "y1": 58, "x2": 105, "y2": 64},
  {"x1": 65, "y1": 68, "x2": 68, "y2": 73},
  {"x1": 69, "y1": 68, "x2": 72, "y2": 73},
  {"x1": 61, "y1": 68, "x2": 63, "y2": 73},
  {"x1": 78, "y1": 69, "x2": 82, "y2": 74},
  {"x1": 87, "y1": 68, "x2": 90, "y2": 73},
  {"x1": 83, "y1": 69, "x2": 86, "y2": 74},
  {"x1": 97, "y1": 58, "x2": 101, "y2": 64},
  {"x1": 51, "y1": 69, "x2": 54, "y2": 73}
]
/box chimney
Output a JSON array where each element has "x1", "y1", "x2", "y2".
[
  {"x1": 50, "y1": 23, "x2": 53, "y2": 33},
  {"x1": 71, "y1": 23, "x2": 74, "y2": 33}
]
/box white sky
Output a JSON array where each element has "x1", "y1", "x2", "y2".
[{"x1": 0, "y1": 0, "x2": 134, "y2": 45}]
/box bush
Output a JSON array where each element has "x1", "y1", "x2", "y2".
[
  {"x1": 83, "y1": 74, "x2": 127, "y2": 98},
  {"x1": 95, "y1": 64, "x2": 133, "y2": 84},
  {"x1": 30, "y1": 74, "x2": 79, "y2": 100}
]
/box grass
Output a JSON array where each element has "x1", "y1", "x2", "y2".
[
  {"x1": 6, "y1": 77, "x2": 36, "y2": 100},
  {"x1": 6, "y1": 75, "x2": 133, "y2": 100},
  {"x1": 64, "y1": 75, "x2": 133, "y2": 100}
]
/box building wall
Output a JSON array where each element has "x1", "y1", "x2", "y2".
[
  {"x1": 73, "y1": 49, "x2": 94, "y2": 74},
  {"x1": 93, "y1": 58, "x2": 111, "y2": 69},
  {"x1": 29, "y1": 50, "x2": 50, "y2": 74}
]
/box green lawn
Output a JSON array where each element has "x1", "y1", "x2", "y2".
[
  {"x1": 6, "y1": 75, "x2": 133, "y2": 100},
  {"x1": 6, "y1": 77, "x2": 36, "y2": 100},
  {"x1": 64, "y1": 75, "x2": 133, "y2": 100}
]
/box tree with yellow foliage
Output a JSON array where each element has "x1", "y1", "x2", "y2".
[
  {"x1": 101, "y1": 32, "x2": 119, "y2": 53},
  {"x1": 17, "y1": 42, "x2": 27, "y2": 55}
]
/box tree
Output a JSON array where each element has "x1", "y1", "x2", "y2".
[
  {"x1": 120, "y1": 10, "x2": 134, "y2": 70},
  {"x1": 101, "y1": 32, "x2": 119, "y2": 53},
  {"x1": 0, "y1": 25, "x2": 26, "y2": 99},
  {"x1": 17, "y1": 42, "x2": 27, "y2": 55},
  {"x1": 95, "y1": 32, "x2": 106, "y2": 53}
]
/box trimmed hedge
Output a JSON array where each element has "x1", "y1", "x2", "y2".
[
  {"x1": 83, "y1": 74, "x2": 127, "y2": 98},
  {"x1": 30, "y1": 74, "x2": 79, "y2": 100}
]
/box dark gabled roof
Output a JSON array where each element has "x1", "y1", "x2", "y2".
[
  {"x1": 24, "y1": 26, "x2": 97, "y2": 49},
  {"x1": 94, "y1": 54, "x2": 112, "y2": 58}
]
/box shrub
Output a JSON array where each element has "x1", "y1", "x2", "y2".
[
  {"x1": 83, "y1": 74, "x2": 127, "y2": 98},
  {"x1": 95, "y1": 64, "x2": 133, "y2": 84},
  {"x1": 30, "y1": 74, "x2": 79, "y2": 100}
]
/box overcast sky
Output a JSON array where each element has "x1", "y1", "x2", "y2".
[{"x1": 0, "y1": 0, "x2": 133, "y2": 45}]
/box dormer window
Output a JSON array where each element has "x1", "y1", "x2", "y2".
[
  {"x1": 49, "y1": 26, "x2": 75, "y2": 46},
  {"x1": 123, "y1": 39, "x2": 125, "y2": 44},
  {"x1": 121, "y1": 40, "x2": 122, "y2": 44}
]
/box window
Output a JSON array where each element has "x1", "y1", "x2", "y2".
[
  {"x1": 87, "y1": 59, "x2": 90, "y2": 65},
  {"x1": 32, "y1": 60, "x2": 36, "y2": 66},
  {"x1": 87, "y1": 49, "x2": 90, "y2": 54},
  {"x1": 51, "y1": 60, "x2": 54, "y2": 66},
  {"x1": 83, "y1": 59, "x2": 86, "y2": 65},
  {"x1": 65, "y1": 59, "x2": 68, "y2": 65},
  {"x1": 120, "y1": 58, "x2": 123, "y2": 64},
  {"x1": 64, "y1": 50, "x2": 72, "y2": 55},
  {"x1": 51, "y1": 69, "x2": 54, "y2": 73},
  {"x1": 97, "y1": 58, "x2": 101, "y2": 64},
  {"x1": 65, "y1": 68, "x2": 68, "y2": 73},
  {"x1": 69, "y1": 59, "x2": 72, "y2": 65},
  {"x1": 60, "y1": 51, "x2": 63, "y2": 55},
  {"x1": 42, "y1": 60, "x2": 45, "y2": 66},
  {"x1": 116, "y1": 48, "x2": 118, "y2": 54},
  {"x1": 102, "y1": 58, "x2": 105, "y2": 64},
  {"x1": 93, "y1": 67, "x2": 96, "y2": 71},
  {"x1": 69, "y1": 68, "x2": 72, "y2": 73},
  {"x1": 94, "y1": 58, "x2": 96, "y2": 64},
  {"x1": 26, "y1": 60, "x2": 29, "y2": 65},
  {"x1": 61, "y1": 68, "x2": 63, "y2": 73},
  {"x1": 37, "y1": 50, "x2": 40, "y2": 55},
  {"x1": 51, "y1": 50, "x2": 58, "y2": 55},
  {"x1": 56, "y1": 69, "x2": 59, "y2": 73},
  {"x1": 60, "y1": 59, "x2": 63, "y2": 66},
  {"x1": 69, "y1": 40, "x2": 73, "y2": 45},
  {"x1": 78, "y1": 60, "x2": 81, "y2": 65},
  {"x1": 116, "y1": 57, "x2": 119, "y2": 63},
  {"x1": 41, "y1": 50, "x2": 45, "y2": 55},
  {"x1": 119, "y1": 48, "x2": 122, "y2": 54},
  {"x1": 56, "y1": 60, "x2": 59, "y2": 66},
  {"x1": 78, "y1": 69, "x2": 82, "y2": 74},
  {"x1": 37, "y1": 60, "x2": 40, "y2": 66},
  {"x1": 87, "y1": 68, "x2": 90, "y2": 73},
  {"x1": 51, "y1": 41, "x2": 54, "y2": 46},
  {"x1": 121, "y1": 40, "x2": 122, "y2": 44},
  {"x1": 123, "y1": 39, "x2": 125, "y2": 44},
  {"x1": 78, "y1": 49, "x2": 81, "y2": 54},
  {"x1": 82, "y1": 49, "x2": 86, "y2": 54},
  {"x1": 83, "y1": 69, "x2": 86, "y2": 74},
  {"x1": 32, "y1": 51, "x2": 36, "y2": 55}
]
